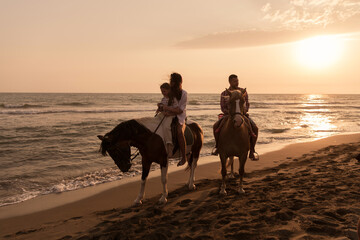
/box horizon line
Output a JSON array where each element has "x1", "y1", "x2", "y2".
[{"x1": 0, "y1": 92, "x2": 359, "y2": 95}]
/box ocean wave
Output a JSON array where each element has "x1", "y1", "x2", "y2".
[
  {"x1": 15, "y1": 126, "x2": 43, "y2": 132},
  {"x1": 0, "y1": 156, "x2": 195, "y2": 207},
  {"x1": 251, "y1": 102, "x2": 301, "y2": 106},
  {"x1": 0, "y1": 103, "x2": 46, "y2": 109},
  {"x1": 285, "y1": 111, "x2": 302, "y2": 114},
  {"x1": 296, "y1": 106, "x2": 328, "y2": 110},
  {"x1": 57, "y1": 102, "x2": 94, "y2": 107},
  {"x1": 257, "y1": 140, "x2": 273, "y2": 144},
  {"x1": 263, "y1": 128, "x2": 291, "y2": 134},
  {"x1": 188, "y1": 100, "x2": 201, "y2": 105},
  {"x1": 314, "y1": 129, "x2": 339, "y2": 133},
  {"x1": 270, "y1": 136, "x2": 310, "y2": 141},
  {"x1": 187, "y1": 106, "x2": 219, "y2": 111},
  {"x1": 250, "y1": 103, "x2": 271, "y2": 109},
  {"x1": 0, "y1": 167, "x2": 141, "y2": 207},
  {"x1": 47, "y1": 167, "x2": 128, "y2": 193},
  {"x1": 304, "y1": 110, "x2": 336, "y2": 114},
  {"x1": 0, "y1": 190, "x2": 41, "y2": 207},
  {"x1": 0, "y1": 108, "x2": 155, "y2": 115}
]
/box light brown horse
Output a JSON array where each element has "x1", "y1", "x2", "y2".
[
  {"x1": 216, "y1": 89, "x2": 250, "y2": 195},
  {"x1": 98, "y1": 118, "x2": 203, "y2": 204}
]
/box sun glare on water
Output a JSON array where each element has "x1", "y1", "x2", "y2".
[{"x1": 295, "y1": 35, "x2": 345, "y2": 69}]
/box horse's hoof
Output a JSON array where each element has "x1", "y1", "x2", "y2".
[
  {"x1": 219, "y1": 189, "x2": 227, "y2": 195},
  {"x1": 158, "y1": 198, "x2": 168, "y2": 205},
  {"x1": 229, "y1": 173, "x2": 235, "y2": 179},
  {"x1": 133, "y1": 200, "x2": 143, "y2": 205},
  {"x1": 238, "y1": 188, "x2": 245, "y2": 194},
  {"x1": 188, "y1": 184, "x2": 196, "y2": 190}
]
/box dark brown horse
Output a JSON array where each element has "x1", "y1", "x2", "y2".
[
  {"x1": 98, "y1": 118, "x2": 203, "y2": 204},
  {"x1": 216, "y1": 89, "x2": 250, "y2": 195}
]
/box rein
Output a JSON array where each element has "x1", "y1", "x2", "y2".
[
  {"x1": 130, "y1": 150, "x2": 140, "y2": 161},
  {"x1": 154, "y1": 115, "x2": 166, "y2": 133},
  {"x1": 130, "y1": 115, "x2": 167, "y2": 161}
]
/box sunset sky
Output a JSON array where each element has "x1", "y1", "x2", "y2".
[{"x1": 1, "y1": 0, "x2": 360, "y2": 94}]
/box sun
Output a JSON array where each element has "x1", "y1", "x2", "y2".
[{"x1": 295, "y1": 35, "x2": 344, "y2": 69}]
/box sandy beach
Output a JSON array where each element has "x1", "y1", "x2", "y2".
[{"x1": 1, "y1": 133, "x2": 359, "y2": 240}]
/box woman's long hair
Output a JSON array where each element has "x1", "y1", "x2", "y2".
[{"x1": 168, "y1": 72, "x2": 182, "y2": 106}]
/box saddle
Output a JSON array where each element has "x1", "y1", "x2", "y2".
[{"x1": 171, "y1": 117, "x2": 194, "y2": 155}]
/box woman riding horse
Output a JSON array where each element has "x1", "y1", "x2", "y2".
[
  {"x1": 162, "y1": 73, "x2": 189, "y2": 167},
  {"x1": 98, "y1": 73, "x2": 203, "y2": 204}
]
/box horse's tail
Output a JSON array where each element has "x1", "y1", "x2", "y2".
[
  {"x1": 186, "y1": 122, "x2": 203, "y2": 171},
  {"x1": 185, "y1": 153, "x2": 193, "y2": 172},
  {"x1": 192, "y1": 121, "x2": 204, "y2": 135},
  {"x1": 226, "y1": 156, "x2": 235, "y2": 169},
  {"x1": 215, "y1": 157, "x2": 234, "y2": 174}
]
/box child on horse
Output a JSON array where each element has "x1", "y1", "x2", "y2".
[{"x1": 156, "y1": 82, "x2": 171, "y2": 115}]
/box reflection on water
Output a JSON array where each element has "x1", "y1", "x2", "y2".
[
  {"x1": 298, "y1": 95, "x2": 337, "y2": 138},
  {"x1": 305, "y1": 94, "x2": 324, "y2": 102}
]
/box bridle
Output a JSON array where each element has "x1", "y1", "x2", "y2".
[
  {"x1": 108, "y1": 142, "x2": 139, "y2": 163},
  {"x1": 230, "y1": 97, "x2": 246, "y2": 127}
]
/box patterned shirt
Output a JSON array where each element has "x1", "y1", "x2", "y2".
[{"x1": 220, "y1": 87, "x2": 249, "y2": 115}]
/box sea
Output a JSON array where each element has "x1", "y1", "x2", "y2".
[{"x1": 0, "y1": 93, "x2": 359, "y2": 207}]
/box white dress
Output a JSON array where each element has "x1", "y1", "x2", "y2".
[{"x1": 174, "y1": 90, "x2": 187, "y2": 125}]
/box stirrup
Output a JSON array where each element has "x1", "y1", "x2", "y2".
[{"x1": 249, "y1": 152, "x2": 259, "y2": 161}]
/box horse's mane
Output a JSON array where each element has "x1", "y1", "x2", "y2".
[
  {"x1": 99, "y1": 120, "x2": 151, "y2": 156},
  {"x1": 108, "y1": 119, "x2": 151, "y2": 140}
]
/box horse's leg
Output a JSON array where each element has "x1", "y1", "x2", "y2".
[
  {"x1": 134, "y1": 178, "x2": 146, "y2": 205},
  {"x1": 134, "y1": 162, "x2": 151, "y2": 205},
  {"x1": 187, "y1": 154, "x2": 198, "y2": 190},
  {"x1": 220, "y1": 153, "x2": 227, "y2": 195},
  {"x1": 228, "y1": 156, "x2": 235, "y2": 178},
  {"x1": 249, "y1": 119, "x2": 259, "y2": 158},
  {"x1": 238, "y1": 153, "x2": 247, "y2": 194},
  {"x1": 158, "y1": 163, "x2": 168, "y2": 204},
  {"x1": 187, "y1": 123, "x2": 203, "y2": 190}
]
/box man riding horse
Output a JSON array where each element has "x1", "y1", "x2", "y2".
[{"x1": 212, "y1": 74, "x2": 259, "y2": 160}]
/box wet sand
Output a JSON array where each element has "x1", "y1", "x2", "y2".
[{"x1": 1, "y1": 133, "x2": 359, "y2": 240}]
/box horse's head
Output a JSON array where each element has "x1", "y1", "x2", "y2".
[
  {"x1": 227, "y1": 89, "x2": 247, "y2": 128},
  {"x1": 97, "y1": 134, "x2": 132, "y2": 172}
]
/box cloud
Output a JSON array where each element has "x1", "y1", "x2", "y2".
[
  {"x1": 175, "y1": 1, "x2": 360, "y2": 49},
  {"x1": 261, "y1": 3, "x2": 271, "y2": 13},
  {"x1": 263, "y1": 0, "x2": 360, "y2": 30}
]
